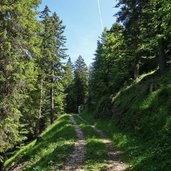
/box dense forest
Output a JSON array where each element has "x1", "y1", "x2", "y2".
[
  {"x1": 0, "y1": 0, "x2": 88, "y2": 168},
  {"x1": 0, "y1": 0, "x2": 171, "y2": 171},
  {"x1": 89, "y1": 0, "x2": 171, "y2": 116}
]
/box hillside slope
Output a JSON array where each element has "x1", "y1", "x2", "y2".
[
  {"x1": 4, "y1": 115, "x2": 77, "y2": 171},
  {"x1": 84, "y1": 69, "x2": 171, "y2": 171}
]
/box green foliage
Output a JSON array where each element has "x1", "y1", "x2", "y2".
[
  {"x1": 88, "y1": 23, "x2": 130, "y2": 116},
  {"x1": 89, "y1": 0, "x2": 171, "y2": 120},
  {"x1": 84, "y1": 69, "x2": 171, "y2": 171},
  {"x1": 39, "y1": 6, "x2": 67, "y2": 125},
  {"x1": 0, "y1": 0, "x2": 41, "y2": 163},
  {"x1": 74, "y1": 56, "x2": 89, "y2": 106},
  {"x1": 64, "y1": 56, "x2": 89, "y2": 113},
  {"x1": 0, "y1": 2, "x2": 68, "y2": 167}
]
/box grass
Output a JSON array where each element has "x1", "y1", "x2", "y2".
[
  {"x1": 5, "y1": 114, "x2": 77, "y2": 171},
  {"x1": 74, "y1": 115, "x2": 109, "y2": 171},
  {"x1": 80, "y1": 112, "x2": 165, "y2": 171},
  {"x1": 81, "y1": 68, "x2": 171, "y2": 171}
]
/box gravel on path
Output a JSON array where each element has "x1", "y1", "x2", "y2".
[
  {"x1": 77, "y1": 115, "x2": 129, "y2": 171},
  {"x1": 62, "y1": 115, "x2": 86, "y2": 171}
]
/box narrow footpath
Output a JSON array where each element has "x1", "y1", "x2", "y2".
[
  {"x1": 77, "y1": 115, "x2": 129, "y2": 171},
  {"x1": 62, "y1": 115, "x2": 86, "y2": 171},
  {"x1": 64, "y1": 114, "x2": 129, "y2": 171}
]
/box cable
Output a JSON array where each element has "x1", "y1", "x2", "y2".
[{"x1": 97, "y1": 0, "x2": 104, "y2": 31}]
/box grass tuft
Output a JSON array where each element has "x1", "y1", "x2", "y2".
[{"x1": 74, "y1": 115, "x2": 108, "y2": 170}]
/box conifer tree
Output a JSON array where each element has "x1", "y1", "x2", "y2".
[
  {"x1": 74, "y1": 56, "x2": 88, "y2": 111},
  {"x1": 64, "y1": 56, "x2": 88, "y2": 113},
  {"x1": 116, "y1": 0, "x2": 147, "y2": 79},
  {"x1": 63, "y1": 58, "x2": 75, "y2": 112},
  {"x1": 40, "y1": 6, "x2": 67, "y2": 124},
  {"x1": 88, "y1": 24, "x2": 128, "y2": 117},
  {"x1": 116, "y1": 0, "x2": 171, "y2": 75},
  {"x1": 0, "y1": 0, "x2": 41, "y2": 167},
  {"x1": 141, "y1": 0, "x2": 171, "y2": 74}
]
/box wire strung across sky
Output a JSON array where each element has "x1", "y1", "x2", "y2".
[{"x1": 97, "y1": 0, "x2": 104, "y2": 31}]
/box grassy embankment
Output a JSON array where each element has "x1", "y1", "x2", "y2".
[
  {"x1": 82, "y1": 69, "x2": 171, "y2": 171},
  {"x1": 4, "y1": 114, "x2": 76, "y2": 171}
]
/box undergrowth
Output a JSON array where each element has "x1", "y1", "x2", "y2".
[{"x1": 82, "y1": 69, "x2": 171, "y2": 171}]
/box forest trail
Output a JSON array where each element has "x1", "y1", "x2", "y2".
[
  {"x1": 62, "y1": 115, "x2": 86, "y2": 171},
  {"x1": 5, "y1": 114, "x2": 129, "y2": 171},
  {"x1": 64, "y1": 114, "x2": 129, "y2": 171}
]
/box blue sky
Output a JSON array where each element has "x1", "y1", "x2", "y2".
[{"x1": 39, "y1": 0, "x2": 118, "y2": 66}]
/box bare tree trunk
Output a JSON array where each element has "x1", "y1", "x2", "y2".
[
  {"x1": 0, "y1": 153, "x2": 4, "y2": 171},
  {"x1": 159, "y1": 38, "x2": 166, "y2": 74},
  {"x1": 0, "y1": 161, "x2": 3, "y2": 171},
  {"x1": 50, "y1": 77, "x2": 54, "y2": 124},
  {"x1": 36, "y1": 79, "x2": 43, "y2": 137},
  {"x1": 134, "y1": 61, "x2": 140, "y2": 80}
]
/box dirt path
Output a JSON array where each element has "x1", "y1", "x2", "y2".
[
  {"x1": 77, "y1": 115, "x2": 129, "y2": 171},
  {"x1": 62, "y1": 115, "x2": 86, "y2": 171}
]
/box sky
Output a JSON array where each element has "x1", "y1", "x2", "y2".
[{"x1": 39, "y1": 0, "x2": 118, "y2": 66}]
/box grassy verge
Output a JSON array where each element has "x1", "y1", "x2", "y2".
[
  {"x1": 80, "y1": 109, "x2": 171, "y2": 171},
  {"x1": 5, "y1": 114, "x2": 77, "y2": 171},
  {"x1": 74, "y1": 115, "x2": 109, "y2": 171}
]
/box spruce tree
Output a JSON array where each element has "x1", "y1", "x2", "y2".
[
  {"x1": 74, "y1": 56, "x2": 88, "y2": 111},
  {"x1": 88, "y1": 24, "x2": 128, "y2": 117},
  {"x1": 63, "y1": 57, "x2": 74, "y2": 112},
  {"x1": 39, "y1": 6, "x2": 67, "y2": 124},
  {"x1": 0, "y1": 0, "x2": 41, "y2": 167}
]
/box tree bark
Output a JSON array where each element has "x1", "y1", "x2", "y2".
[
  {"x1": 159, "y1": 38, "x2": 166, "y2": 74},
  {"x1": 0, "y1": 153, "x2": 4, "y2": 171},
  {"x1": 36, "y1": 78, "x2": 43, "y2": 137},
  {"x1": 0, "y1": 161, "x2": 3, "y2": 171},
  {"x1": 134, "y1": 61, "x2": 140, "y2": 80},
  {"x1": 50, "y1": 77, "x2": 54, "y2": 124}
]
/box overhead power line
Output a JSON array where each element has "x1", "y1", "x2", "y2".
[{"x1": 97, "y1": 0, "x2": 104, "y2": 31}]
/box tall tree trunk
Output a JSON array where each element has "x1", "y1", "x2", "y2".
[
  {"x1": 0, "y1": 161, "x2": 3, "y2": 171},
  {"x1": 36, "y1": 78, "x2": 43, "y2": 137},
  {"x1": 134, "y1": 61, "x2": 140, "y2": 80},
  {"x1": 50, "y1": 77, "x2": 54, "y2": 124},
  {"x1": 159, "y1": 38, "x2": 166, "y2": 74},
  {"x1": 0, "y1": 152, "x2": 6, "y2": 171},
  {"x1": 0, "y1": 153, "x2": 4, "y2": 171}
]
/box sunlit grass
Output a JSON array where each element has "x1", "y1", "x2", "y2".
[
  {"x1": 139, "y1": 90, "x2": 159, "y2": 109},
  {"x1": 5, "y1": 114, "x2": 77, "y2": 171},
  {"x1": 112, "y1": 70, "x2": 157, "y2": 102},
  {"x1": 74, "y1": 115, "x2": 108, "y2": 170}
]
